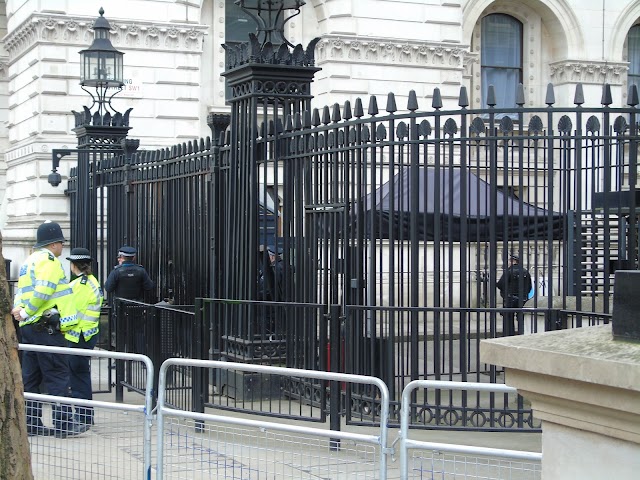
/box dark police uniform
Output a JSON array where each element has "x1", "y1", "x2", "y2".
[
  {"x1": 497, "y1": 254, "x2": 532, "y2": 336},
  {"x1": 104, "y1": 246, "x2": 154, "y2": 301}
]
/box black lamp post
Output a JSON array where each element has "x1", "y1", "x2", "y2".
[{"x1": 49, "y1": 8, "x2": 134, "y2": 264}]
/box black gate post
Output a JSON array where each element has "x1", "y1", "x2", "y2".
[{"x1": 216, "y1": 1, "x2": 321, "y2": 368}]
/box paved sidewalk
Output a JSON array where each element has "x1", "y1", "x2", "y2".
[{"x1": 29, "y1": 388, "x2": 541, "y2": 479}]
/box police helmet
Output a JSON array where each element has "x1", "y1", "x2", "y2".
[
  {"x1": 34, "y1": 221, "x2": 65, "y2": 248},
  {"x1": 66, "y1": 247, "x2": 92, "y2": 262}
]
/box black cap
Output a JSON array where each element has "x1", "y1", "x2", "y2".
[
  {"x1": 118, "y1": 245, "x2": 137, "y2": 257},
  {"x1": 34, "y1": 221, "x2": 65, "y2": 248},
  {"x1": 510, "y1": 253, "x2": 520, "y2": 261},
  {"x1": 66, "y1": 247, "x2": 92, "y2": 262}
]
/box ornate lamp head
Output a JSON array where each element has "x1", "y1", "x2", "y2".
[
  {"x1": 78, "y1": 8, "x2": 124, "y2": 116},
  {"x1": 236, "y1": 0, "x2": 305, "y2": 47}
]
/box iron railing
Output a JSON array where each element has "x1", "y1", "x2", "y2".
[{"x1": 69, "y1": 82, "x2": 638, "y2": 431}]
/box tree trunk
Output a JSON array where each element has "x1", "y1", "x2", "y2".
[{"x1": 0, "y1": 232, "x2": 34, "y2": 479}]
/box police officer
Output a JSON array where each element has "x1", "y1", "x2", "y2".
[
  {"x1": 104, "y1": 245, "x2": 154, "y2": 301},
  {"x1": 11, "y1": 221, "x2": 88, "y2": 437},
  {"x1": 67, "y1": 247, "x2": 103, "y2": 426},
  {"x1": 496, "y1": 253, "x2": 532, "y2": 336}
]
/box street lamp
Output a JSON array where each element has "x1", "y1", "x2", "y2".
[
  {"x1": 48, "y1": 7, "x2": 134, "y2": 267},
  {"x1": 78, "y1": 6, "x2": 124, "y2": 117},
  {"x1": 235, "y1": 0, "x2": 305, "y2": 47}
]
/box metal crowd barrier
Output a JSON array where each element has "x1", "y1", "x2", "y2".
[
  {"x1": 20, "y1": 345, "x2": 544, "y2": 479},
  {"x1": 20, "y1": 344, "x2": 154, "y2": 480},
  {"x1": 398, "y1": 380, "x2": 543, "y2": 480},
  {"x1": 156, "y1": 358, "x2": 391, "y2": 480}
]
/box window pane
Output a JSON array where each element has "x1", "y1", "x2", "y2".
[
  {"x1": 482, "y1": 67, "x2": 519, "y2": 109},
  {"x1": 226, "y1": 0, "x2": 255, "y2": 43},
  {"x1": 628, "y1": 25, "x2": 640, "y2": 76},
  {"x1": 481, "y1": 14, "x2": 522, "y2": 68},
  {"x1": 481, "y1": 14, "x2": 522, "y2": 109}
]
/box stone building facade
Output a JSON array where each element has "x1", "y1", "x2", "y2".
[{"x1": 1, "y1": 0, "x2": 639, "y2": 275}]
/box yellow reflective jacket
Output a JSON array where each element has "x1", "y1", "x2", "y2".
[
  {"x1": 67, "y1": 274, "x2": 103, "y2": 343},
  {"x1": 13, "y1": 248, "x2": 78, "y2": 340}
]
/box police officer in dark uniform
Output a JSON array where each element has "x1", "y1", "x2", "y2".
[
  {"x1": 104, "y1": 246, "x2": 154, "y2": 301},
  {"x1": 496, "y1": 253, "x2": 532, "y2": 336},
  {"x1": 105, "y1": 246, "x2": 154, "y2": 353},
  {"x1": 257, "y1": 245, "x2": 286, "y2": 336}
]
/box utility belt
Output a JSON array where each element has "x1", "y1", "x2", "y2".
[{"x1": 34, "y1": 308, "x2": 61, "y2": 335}]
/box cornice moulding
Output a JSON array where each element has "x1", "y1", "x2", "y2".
[
  {"x1": 549, "y1": 60, "x2": 629, "y2": 86},
  {"x1": 316, "y1": 35, "x2": 474, "y2": 71},
  {"x1": 3, "y1": 13, "x2": 209, "y2": 62}
]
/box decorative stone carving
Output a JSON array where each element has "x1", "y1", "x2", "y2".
[
  {"x1": 316, "y1": 36, "x2": 471, "y2": 70},
  {"x1": 4, "y1": 14, "x2": 208, "y2": 60},
  {"x1": 462, "y1": 51, "x2": 478, "y2": 77},
  {"x1": 549, "y1": 60, "x2": 629, "y2": 86}
]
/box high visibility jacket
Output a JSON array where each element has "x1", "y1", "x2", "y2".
[
  {"x1": 67, "y1": 274, "x2": 103, "y2": 343},
  {"x1": 13, "y1": 248, "x2": 78, "y2": 340}
]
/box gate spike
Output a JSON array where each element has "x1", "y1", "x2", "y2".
[
  {"x1": 260, "y1": 121, "x2": 266, "y2": 138},
  {"x1": 368, "y1": 96, "x2": 379, "y2": 115},
  {"x1": 516, "y1": 83, "x2": 525, "y2": 106},
  {"x1": 312, "y1": 108, "x2": 321, "y2": 126},
  {"x1": 285, "y1": 114, "x2": 294, "y2": 132},
  {"x1": 294, "y1": 112, "x2": 303, "y2": 130},
  {"x1": 386, "y1": 92, "x2": 397, "y2": 113},
  {"x1": 601, "y1": 83, "x2": 612, "y2": 106},
  {"x1": 545, "y1": 83, "x2": 555, "y2": 106},
  {"x1": 205, "y1": 137, "x2": 211, "y2": 150},
  {"x1": 574, "y1": 83, "x2": 585, "y2": 105},
  {"x1": 303, "y1": 110, "x2": 312, "y2": 128},
  {"x1": 354, "y1": 98, "x2": 364, "y2": 118},
  {"x1": 343, "y1": 100, "x2": 353, "y2": 120},
  {"x1": 486, "y1": 85, "x2": 496, "y2": 107},
  {"x1": 275, "y1": 118, "x2": 284, "y2": 134},
  {"x1": 407, "y1": 90, "x2": 419, "y2": 111},
  {"x1": 268, "y1": 120, "x2": 275, "y2": 135},
  {"x1": 322, "y1": 105, "x2": 331, "y2": 125},
  {"x1": 331, "y1": 103, "x2": 341, "y2": 122},
  {"x1": 628, "y1": 84, "x2": 639, "y2": 107},
  {"x1": 432, "y1": 87, "x2": 443, "y2": 110},
  {"x1": 458, "y1": 86, "x2": 469, "y2": 108}
]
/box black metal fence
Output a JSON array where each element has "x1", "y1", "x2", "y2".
[{"x1": 70, "y1": 81, "x2": 637, "y2": 431}]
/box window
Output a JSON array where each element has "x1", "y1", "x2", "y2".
[
  {"x1": 225, "y1": 0, "x2": 255, "y2": 101},
  {"x1": 481, "y1": 14, "x2": 523, "y2": 109},
  {"x1": 226, "y1": 0, "x2": 254, "y2": 44},
  {"x1": 628, "y1": 25, "x2": 640, "y2": 99}
]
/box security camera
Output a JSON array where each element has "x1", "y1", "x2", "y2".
[{"x1": 48, "y1": 171, "x2": 62, "y2": 187}]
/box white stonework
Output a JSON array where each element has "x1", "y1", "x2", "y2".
[
  {"x1": 2, "y1": 0, "x2": 640, "y2": 276},
  {"x1": 481, "y1": 325, "x2": 640, "y2": 479}
]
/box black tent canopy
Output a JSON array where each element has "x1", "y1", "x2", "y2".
[{"x1": 360, "y1": 166, "x2": 564, "y2": 241}]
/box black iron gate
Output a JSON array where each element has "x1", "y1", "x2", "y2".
[{"x1": 67, "y1": 45, "x2": 638, "y2": 430}]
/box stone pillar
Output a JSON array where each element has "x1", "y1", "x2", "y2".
[{"x1": 481, "y1": 271, "x2": 640, "y2": 479}]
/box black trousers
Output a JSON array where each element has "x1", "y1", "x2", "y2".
[
  {"x1": 21, "y1": 323, "x2": 74, "y2": 430},
  {"x1": 503, "y1": 296, "x2": 524, "y2": 336}
]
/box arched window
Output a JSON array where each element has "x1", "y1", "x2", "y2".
[
  {"x1": 481, "y1": 14, "x2": 523, "y2": 109},
  {"x1": 628, "y1": 25, "x2": 640, "y2": 97}
]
